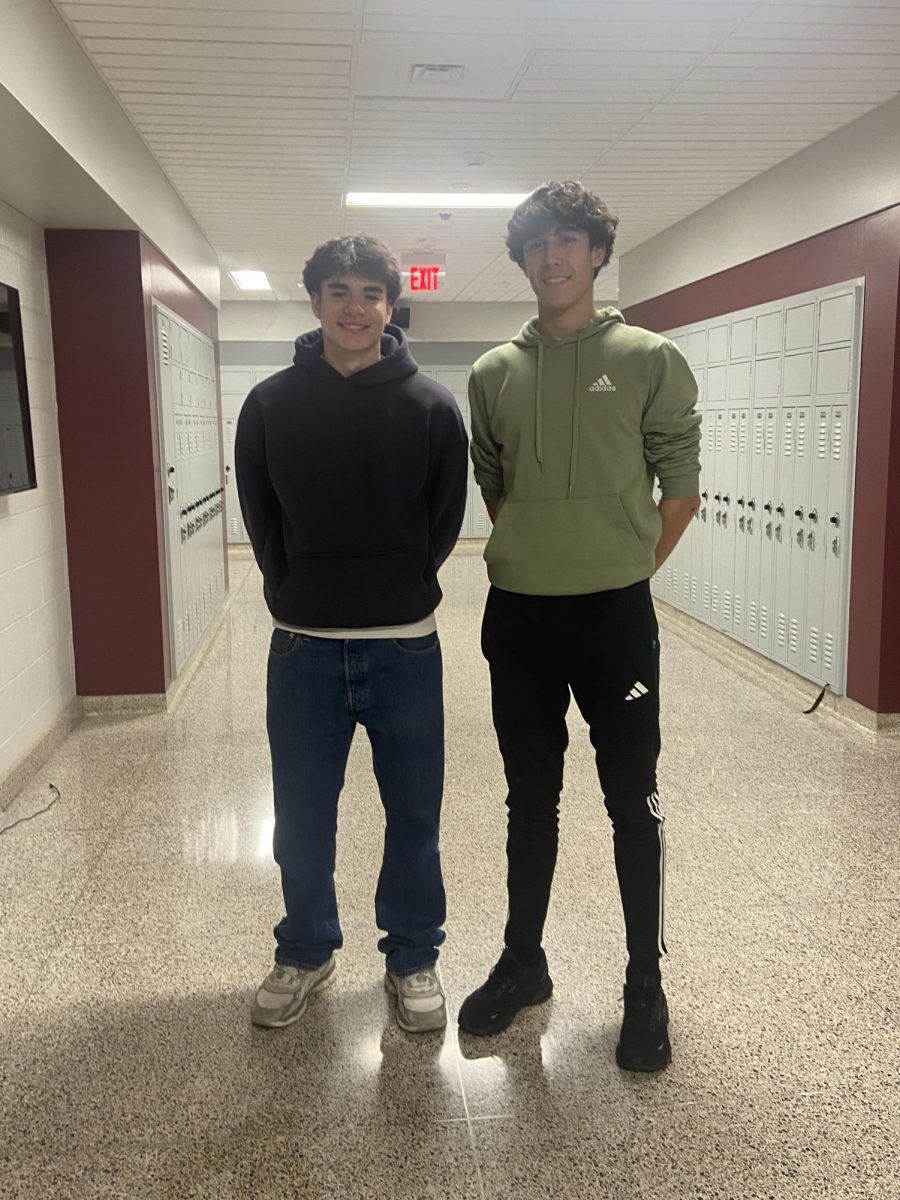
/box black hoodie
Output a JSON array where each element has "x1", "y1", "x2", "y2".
[{"x1": 235, "y1": 325, "x2": 469, "y2": 628}]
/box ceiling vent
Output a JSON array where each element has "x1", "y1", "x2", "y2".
[{"x1": 408, "y1": 63, "x2": 465, "y2": 85}]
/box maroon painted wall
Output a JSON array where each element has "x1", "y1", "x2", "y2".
[
  {"x1": 623, "y1": 206, "x2": 900, "y2": 713},
  {"x1": 46, "y1": 230, "x2": 221, "y2": 696}
]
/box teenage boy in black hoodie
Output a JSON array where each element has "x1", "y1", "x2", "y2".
[{"x1": 236, "y1": 235, "x2": 468, "y2": 1034}]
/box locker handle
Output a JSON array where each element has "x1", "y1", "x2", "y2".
[
  {"x1": 701, "y1": 490, "x2": 708, "y2": 500},
  {"x1": 794, "y1": 506, "x2": 804, "y2": 519},
  {"x1": 723, "y1": 494, "x2": 731, "y2": 504},
  {"x1": 168, "y1": 467, "x2": 175, "y2": 476},
  {"x1": 764, "y1": 502, "x2": 772, "y2": 513},
  {"x1": 809, "y1": 509, "x2": 818, "y2": 523},
  {"x1": 747, "y1": 499, "x2": 756, "y2": 510},
  {"x1": 714, "y1": 492, "x2": 721, "y2": 502},
  {"x1": 776, "y1": 503, "x2": 785, "y2": 516},
  {"x1": 829, "y1": 513, "x2": 840, "y2": 527},
  {"x1": 737, "y1": 496, "x2": 745, "y2": 508}
]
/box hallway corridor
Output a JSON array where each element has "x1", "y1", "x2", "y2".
[{"x1": 1, "y1": 549, "x2": 898, "y2": 1199}]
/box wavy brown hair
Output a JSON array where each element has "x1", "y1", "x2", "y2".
[{"x1": 507, "y1": 182, "x2": 619, "y2": 278}]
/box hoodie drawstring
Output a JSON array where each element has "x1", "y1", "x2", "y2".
[
  {"x1": 535, "y1": 340, "x2": 544, "y2": 470},
  {"x1": 568, "y1": 332, "x2": 584, "y2": 497}
]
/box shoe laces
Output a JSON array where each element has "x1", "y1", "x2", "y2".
[
  {"x1": 404, "y1": 968, "x2": 437, "y2": 992},
  {"x1": 482, "y1": 954, "x2": 524, "y2": 998},
  {"x1": 621, "y1": 980, "x2": 662, "y2": 1027}
]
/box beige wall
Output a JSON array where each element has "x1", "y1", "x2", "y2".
[
  {"x1": 619, "y1": 95, "x2": 900, "y2": 307},
  {"x1": 0, "y1": 200, "x2": 75, "y2": 784}
]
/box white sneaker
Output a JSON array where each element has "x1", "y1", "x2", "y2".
[
  {"x1": 250, "y1": 956, "x2": 336, "y2": 1028},
  {"x1": 384, "y1": 965, "x2": 447, "y2": 1033}
]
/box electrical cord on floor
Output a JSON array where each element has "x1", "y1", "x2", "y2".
[
  {"x1": 804, "y1": 684, "x2": 829, "y2": 715},
  {"x1": 0, "y1": 785, "x2": 61, "y2": 837}
]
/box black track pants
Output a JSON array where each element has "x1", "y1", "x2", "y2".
[{"x1": 481, "y1": 581, "x2": 666, "y2": 968}]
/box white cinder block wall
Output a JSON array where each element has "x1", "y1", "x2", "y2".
[{"x1": 0, "y1": 199, "x2": 75, "y2": 784}]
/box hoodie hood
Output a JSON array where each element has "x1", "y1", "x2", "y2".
[
  {"x1": 292, "y1": 322, "x2": 418, "y2": 389},
  {"x1": 511, "y1": 308, "x2": 625, "y2": 489}
]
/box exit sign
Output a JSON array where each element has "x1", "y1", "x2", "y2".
[{"x1": 409, "y1": 265, "x2": 441, "y2": 292}]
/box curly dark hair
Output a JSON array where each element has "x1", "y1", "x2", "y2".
[
  {"x1": 302, "y1": 234, "x2": 402, "y2": 304},
  {"x1": 506, "y1": 182, "x2": 619, "y2": 278}
]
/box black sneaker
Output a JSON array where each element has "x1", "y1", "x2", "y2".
[
  {"x1": 457, "y1": 948, "x2": 553, "y2": 1036},
  {"x1": 615, "y1": 975, "x2": 672, "y2": 1072}
]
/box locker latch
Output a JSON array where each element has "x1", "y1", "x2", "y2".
[
  {"x1": 807, "y1": 531, "x2": 816, "y2": 551},
  {"x1": 738, "y1": 516, "x2": 745, "y2": 532},
  {"x1": 747, "y1": 517, "x2": 754, "y2": 535},
  {"x1": 775, "y1": 524, "x2": 783, "y2": 542},
  {"x1": 722, "y1": 511, "x2": 728, "y2": 528},
  {"x1": 795, "y1": 529, "x2": 804, "y2": 548},
  {"x1": 832, "y1": 536, "x2": 841, "y2": 557},
  {"x1": 765, "y1": 521, "x2": 773, "y2": 539}
]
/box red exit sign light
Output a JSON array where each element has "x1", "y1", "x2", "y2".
[{"x1": 409, "y1": 265, "x2": 441, "y2": 292}]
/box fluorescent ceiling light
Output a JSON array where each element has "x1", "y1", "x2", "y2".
[
  {"x1": 346, "y1": 192, "x2": 528, "y2": 209},
  {"x1": 229, "y1": 270, "x2": 271, "y2": 290}
]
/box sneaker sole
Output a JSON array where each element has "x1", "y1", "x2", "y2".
[
  {"x1": 615, "y1": 1042, "x2": 672, "y2": 1073},
  {"x1": 384, "y1": 972, "x2": 447, "y2": 1034},
  {"x1": 457, "y1": 976, "x2": 553, "y2": 1037},
  {"x1": 250, "y1": 959, "x2": 336, "y2": 1029}
]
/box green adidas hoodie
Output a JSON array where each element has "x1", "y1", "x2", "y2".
[{"x1": 469, "y1": 308, "x2": 700, "y2": 595}]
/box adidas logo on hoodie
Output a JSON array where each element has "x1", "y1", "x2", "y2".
[{"x1": 589, "y1": 374, "x2": 616, "y2": 392}]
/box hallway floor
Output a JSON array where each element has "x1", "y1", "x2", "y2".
[{"x1": 1, "y1": 548, "x2": 899, "y2": 1199}]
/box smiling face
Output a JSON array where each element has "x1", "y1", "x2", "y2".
[
  {"x1": 310, "y1": 273, "x2": 393, "y2": 366},
  {"x1": 522, "y1": 225, "x2": 606, "y2": 321}
]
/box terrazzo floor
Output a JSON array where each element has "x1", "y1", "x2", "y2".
[{"x1": 1, "y1": 547, "x2": 898, "y2": 1199}]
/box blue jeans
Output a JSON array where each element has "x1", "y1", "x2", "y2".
[{"x1": 266, "y1": 628, "x2": 446, "y2": 975}]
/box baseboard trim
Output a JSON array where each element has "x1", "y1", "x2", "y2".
[
  {"x1": 0, "y1": 697, "x2": 85, "y2": 812},
  {"x1": 655, "y1": 599, "x2": 898, "y2": 736}
]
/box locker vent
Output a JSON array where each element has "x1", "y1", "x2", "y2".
[
  {"x1": 683, "y1": 574, "x2": 690, "y2": 604},
  {"x1": 796, "y1": 414, "x2": 807, "y2": 458},
  {"x1": 766, "y1": 415, "x2": 775, "y2": 456},
  {"x1": 748, "y1": 601, "x2": 758, "y2": 635},
  {"x1": 691, "y1": 577, "x2": 698, "y2": 607},
  {"x1": 777, "y1": 614, "x2": 787, "y2": 648},
  {"x1": 832, "y1": 415, "x2": 843, "y2": 461},
  {"x1": 823, "y1": 633, "x2": 834, "y2": 670},
  {"x1": 808, "y1": 626, "x2": 820, "y2": 664},
  {"x1": 739, "y1": 413, "x2": 749, "y2": 453},
  {"x1": 754, "y1": 416, "x2": 764, "y2": 455},
  {"x1": 817, "y1": 414, "x2": 828, "y2": 459},
  {"x1": 733, "y1": 594, "x2": 742, "y2": 627},
  {"x1": 723, "y1": 591, "x2": 732, "y2": 624},
  {"x1": 702, "y1": 583, "x2": 710, "y2": 612},
  {"x1": 789, "y1": 617, "x2": 799, "y2": 655},
  {"x1": 230, "y1": 517, "x2": 241, "y2": 536},
  {"x1": 783, "y1": 418, "x2": 794, "y2": 457},
  {"x1": 160, "y1": 327, "x2": 169, "y2": 364},
  {"x1": 711, "y1": 585, "x2": 719, "y2": 618},
  {"x1": 759, "y1": 606, "x2": 768, "y2": 641}
]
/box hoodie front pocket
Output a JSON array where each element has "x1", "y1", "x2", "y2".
[
  {"x1": 273, "y1": 548, "x2": 429, "y2": 626},
  {"x1": 485, "y1": 495, "x2": 650, "y2": 573}
]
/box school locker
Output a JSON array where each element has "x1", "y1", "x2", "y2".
[{"x1": 659, "y1": 280, "x2": 861, "y2": 695}]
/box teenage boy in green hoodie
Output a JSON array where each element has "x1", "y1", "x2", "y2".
[{"x1": 458, "y1": 182, "x2": 700, "y2": 1071}]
